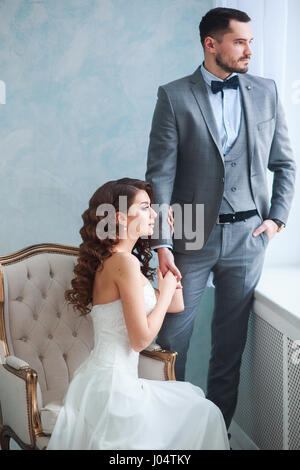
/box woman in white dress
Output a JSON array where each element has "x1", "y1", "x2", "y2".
[{"x1": 47, "y1": 177, "x2": 230, "y2": 450}]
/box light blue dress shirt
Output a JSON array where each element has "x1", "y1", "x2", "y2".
[{"x1": 200, "y1": 62, "x2": 241, "y2": 155}]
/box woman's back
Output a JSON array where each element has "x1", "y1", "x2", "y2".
[{"x1": 92, "y1": 252, "x2": 148, "y2": 306}]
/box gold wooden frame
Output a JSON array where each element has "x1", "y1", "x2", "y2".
[
  {"x1": 0, "y1": 243, "x2": 177, "y2": 450},
  {"x1": 0, "y1": 364, "x2": 45, "y2": 450}
]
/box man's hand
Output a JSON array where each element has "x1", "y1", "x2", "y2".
[
  {"x1": 157, "y1": 247, "x2": 182, "y2": 287},
  {"x1": 167, "y1": 206, "x2": 174, "y2": 234},
  {"x1": 252, "y1": 219, "x2": 278, "y2": 241}
]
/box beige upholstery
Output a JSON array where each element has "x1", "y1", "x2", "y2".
[{"x1": 0, "y1": 244, "x2": 177, "y2": 450}]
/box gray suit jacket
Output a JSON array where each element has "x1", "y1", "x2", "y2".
[{"x1": 145, "y1": 66, "x2": 296, "y2": 253}]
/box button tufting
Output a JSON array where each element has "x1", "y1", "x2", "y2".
[
  {"x1": 49, "y1": 271, "x2": 54, "y2": 278},
  {"x1": 27, "y1": 272, "x2": 31, "y2": 279},
  {"x1": 72, "y1": 332, "x2": 77, "y2": 337},
  {"x1": 63, "y1": 353, "x2": 67, "y2": 360},
  {"x1": 16, "y1": 296, "x2": 23, "y2": 302},
  {"x1": 56, "y1": 312, "x2": 61, "y2": 318},
  {"x1": 33, "y1": 314, "x2": 38, "y2": 320},
  {"x1": 21, "y1": 337, "x2": 27, "y2": 342},
  {"x1": 39, "y1": 355, "x2": 43, "y2": 361},
  {"x1": 48, "y1": 334, "x2": 53, "y2": 340}
]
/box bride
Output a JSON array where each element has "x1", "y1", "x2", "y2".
[{"x1": 47, "y1": 177, "x2": 230, "y2": 450}]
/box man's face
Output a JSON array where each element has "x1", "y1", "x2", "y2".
[{"x1": 212, "y1": 19, "x2": 253, "y2": 74}]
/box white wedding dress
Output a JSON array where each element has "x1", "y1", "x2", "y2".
[{"x1": 47, "y1": 283, "x2": 230, "y2": 450}]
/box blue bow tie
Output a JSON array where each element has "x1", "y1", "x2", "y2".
[{"x1": 211, "y1": 75, "x2": 239, "y2": 94}]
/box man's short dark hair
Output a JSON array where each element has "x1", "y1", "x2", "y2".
[{"x1": 199, "y1": 7, "x2": 251, "y2": 47}]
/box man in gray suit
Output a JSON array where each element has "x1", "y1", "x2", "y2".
[{"x1": 145, "y1": 7, "x2": 296, "y2": 432}]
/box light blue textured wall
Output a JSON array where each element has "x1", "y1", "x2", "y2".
[
  {"x1": 0, "y1": 0, "x2": 214, "y2": 392},
  {"x1": 0, "y1": 0, "x2": 213, "y2": 252}
]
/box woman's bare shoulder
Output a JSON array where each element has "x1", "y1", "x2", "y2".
[
  {"x1": 93, "y1": 253, "x2": 141, "y2": 304},
  {"x1": 111, "y1": 252, "x2": 141, "y2": 275}
]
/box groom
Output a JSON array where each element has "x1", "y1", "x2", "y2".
[{"x1": 145, "y1": 7, "x2": 296, "y2": 431}]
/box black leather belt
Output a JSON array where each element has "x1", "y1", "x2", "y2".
[{"x1": 216, "y1": 209, "x2": 258, "y2": 224}]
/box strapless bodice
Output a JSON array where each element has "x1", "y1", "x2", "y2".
[{"x1": 74, "y1": 283, "x2": 157, "y2": 377}]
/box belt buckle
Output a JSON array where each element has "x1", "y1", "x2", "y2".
[{"x1": 216, "y1": 215, "x2": 231, "y2": 225}]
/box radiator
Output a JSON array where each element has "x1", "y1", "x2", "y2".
[{"x1": 233, "y1": 284, "x2": 300, "y2": 450}]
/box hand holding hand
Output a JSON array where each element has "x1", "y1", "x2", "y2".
[
  {"x1": 157, "y1": 247, "x2": 182, "y2": 282},
  {"x1": 157, "y1": 267, "x2": 178, "y2": 298}
]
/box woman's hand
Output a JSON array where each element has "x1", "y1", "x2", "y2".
[{"x1": 157, "y1": 267, "x2": 178, "y2": 298}]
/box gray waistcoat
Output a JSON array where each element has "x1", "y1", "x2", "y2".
[{"x1": 219, "y1": 106, "x2": 257, "y2": 214}]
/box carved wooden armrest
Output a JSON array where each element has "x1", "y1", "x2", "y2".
[
  {"x1": 0, "y1": 356, "x2": 47, "y2": 450},
  {"x1": 139, "y1": 343, "x2": 178, "y2": 381}
]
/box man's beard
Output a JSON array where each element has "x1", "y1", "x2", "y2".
[{"x1": 216, "y1": 54, "x2": 249, "y2": 74}]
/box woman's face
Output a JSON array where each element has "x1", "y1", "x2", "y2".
[{"x1": 126, "y1": 189, "x2": 157, "y2": 239}]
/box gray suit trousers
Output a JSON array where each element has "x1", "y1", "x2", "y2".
[{"x1": 156, "y1": 213, "x2": 269, "y2": 430}]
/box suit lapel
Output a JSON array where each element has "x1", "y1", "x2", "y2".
[
  {"x1": 190, "y1": 67, "x2": 224, "y2": 162},
  {"x1": 238, "y1": 74, "x2": 257, "y2": 173}
]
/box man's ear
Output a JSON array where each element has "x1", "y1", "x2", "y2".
[
  {"x1": 204, "y1": 36, "x2": 216, "y2": 53},
  {"x1": 204, "y1": 35, "x2": 220, "y2": 54}
]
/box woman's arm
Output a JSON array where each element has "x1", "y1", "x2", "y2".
[
  {"x1": 153, "y1": 285, "x2": 184, "y2": 313},
  {"x1": 114, "y1": 252, "x2": 175, "y2": 352}
]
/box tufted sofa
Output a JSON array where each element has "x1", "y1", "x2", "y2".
[{"x1": 0, "y1": 243, "x2": 177, "y2": 450}]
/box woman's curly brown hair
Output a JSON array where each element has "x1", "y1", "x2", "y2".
[{"x1": 65, "y1": 178, "x2": 156, "y2": 316}]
